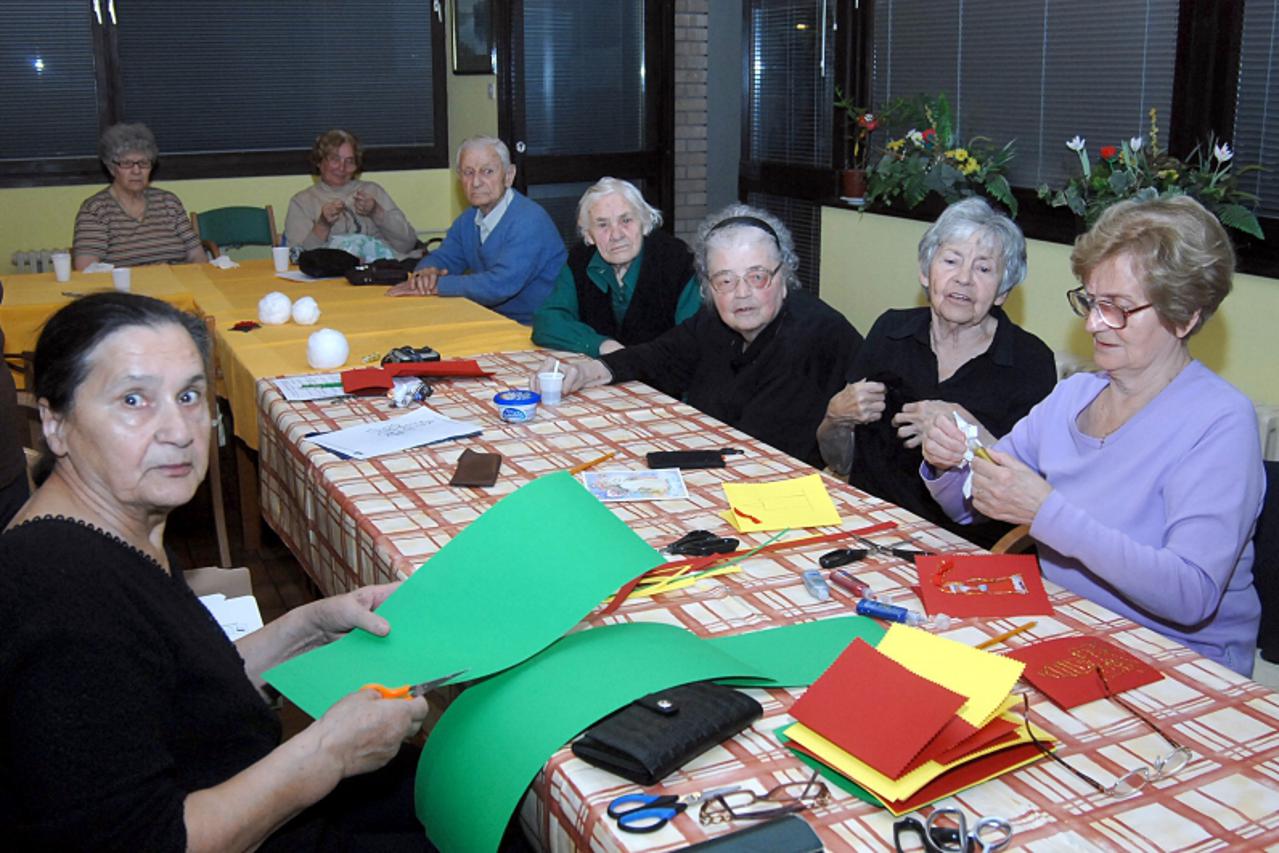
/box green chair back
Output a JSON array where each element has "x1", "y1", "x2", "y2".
[{"x1": 192, "y1": 205, "x2": 278, "y2": 256}]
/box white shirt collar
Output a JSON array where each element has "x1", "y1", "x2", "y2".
[{"x1": 475, "y1": 188, "x2": 515, "y2": 244}]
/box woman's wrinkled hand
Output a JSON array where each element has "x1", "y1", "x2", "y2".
[
  {"x1": 920, "y1": 410, "x2": 970, "y2": 472},
  {"x1": 824, "y1": 380, "x2": 887, "y2": 425},
  {"x1": 320, "y1": 199, "x2": 345, "y2": 225},
  {"x1": 315, "y1": 689, "x2": 429, "y2": 778},
  {"x1": 970, "y1": 450, "x2": 1052, "y2": 525},
  {"x1": 531, "y1": 356, "x2": 611, "y2": 396},
  {"x1": 894, "y1": 400, "x2": 971, "y2": 449},
  {"x1": 307, "y1": 582, "x2": 399, "y2": 646},
  {"x1": 352, "y1": 190, "x2": 378, "y2": 217}
]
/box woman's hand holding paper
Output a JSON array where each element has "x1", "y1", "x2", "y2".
[{"x1": 970, "y1": 450, "x2": 1051, "y2": 525}]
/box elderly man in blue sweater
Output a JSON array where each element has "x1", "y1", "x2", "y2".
[{"x1": 387, "y1": 136, "x2": 566, "y2": 324}]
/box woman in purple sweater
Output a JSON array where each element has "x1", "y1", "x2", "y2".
[{"x1": 921, "y1": 197, "x2": 1264, "y2": 676}]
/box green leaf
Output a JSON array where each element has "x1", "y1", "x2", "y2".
[
  {"x1": 1216, "y1": 203, "x2": 1265, "y2": 239},
  {"x1": 985, "y1": 174, "x2": 1017, "y2": 216}
]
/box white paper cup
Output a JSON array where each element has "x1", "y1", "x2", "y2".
[
  {"x1": 52, "y1": 252, "x2": 72, "y2": 282},
  {"x1": 272, "y1": 246, "x2": 290, "y2": 273},
  {"x1": 537, "y1": 372, "x2": 564, "y2": 405},
  {"x1": 112, "y1": 267, "x2": 132, "y2": 292}
]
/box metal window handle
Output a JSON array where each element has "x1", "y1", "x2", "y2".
[
  {"x1": 515, "y1": 141, "x2": 526, "y2": 154},
  {"x1": 819, "y1": 0, "x2": 827, "y2": 78},
  {"x1": 433, "y1": 0, "x2": 442, "y2": 22},
  {"x1": 92, "y1": 0, "x2": 102, "y2": 25},
  {"x1": 107, "y1": 0, "x2": 116, "y2": 24}
]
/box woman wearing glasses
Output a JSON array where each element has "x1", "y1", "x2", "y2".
[
  {"x1": 922, "y1": 196, "x2": 1264, "y2": 676},
  {"x1": 537, "y1": 204, "x2": 863, "y2": 467},
  {"x1": 817, "y1": 198, "x2": 1057, "y2": 548},
  {"x1": 283, "y1": 129, "x2": 420, "y2": 259},
  {"x1": 72, "y1": 123, "x2": 206, "y2": 271}
]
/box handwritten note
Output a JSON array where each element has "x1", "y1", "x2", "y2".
[
  {"x1": 305, "y1": 405, "x2": 482, "y2": 459},
  {"x1": 275, "y1": 373, "x2": 348, "y2": 401}
]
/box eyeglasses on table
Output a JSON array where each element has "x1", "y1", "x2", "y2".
[
  {"x1": 697, "y1": 770, "x2": 829, "y2": 824},
  {"x1": 1021, "y1": 667, "x2": 1192, "y2": 798}
]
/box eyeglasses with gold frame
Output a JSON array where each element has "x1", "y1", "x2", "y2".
[{"x1": 698, "y1": 771, "x2": 830, "y2": 824}]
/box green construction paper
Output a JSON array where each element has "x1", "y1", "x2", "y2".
[
  {"x1": 776, "y1": 724, "x2": 882, "y2": 807},
  {"x1": 264, "y1": 472, "x2": 664, "y2": 717},
  {"x1": 414, "y1": 616, "x2": 885, "y2": 852},
  {"x1": 417, "y1": 622, "x2": 764, "y2": 853},
  {"x1": 711, "y1": 615, "x2": 886, "y2": 687}
]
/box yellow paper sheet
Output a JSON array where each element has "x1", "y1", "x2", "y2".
[
  {"x1": 721, "y1": 473, "x2": 841, "y2": 532},
  {"x1": 876, "y1": 624, "x2": 1025, "y2": 728},
  {"x1": 784, "y1": 713, "x2": 1054, "y2": 802}
]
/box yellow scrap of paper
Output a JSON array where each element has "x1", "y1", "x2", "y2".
[
  {"x1": 783, "y1": 713, "x2": 1053, "y2": 804},
  {"x1": 721, "y1": 474, "x2": 841, "y2": 533},
  {"x1": 876, "y1": 624, "x2": 1025, "y2": 728}
]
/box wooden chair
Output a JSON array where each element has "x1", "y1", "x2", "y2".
[
  {"x1": 201, "y1": 316, "x2": 233, "y2": 567},
  {"x1": 991, "y1": 523, "x2": 1035, "y2": 554},
  {"x1": 191, "y1": 205, "x2": 278, "y2": 258}
]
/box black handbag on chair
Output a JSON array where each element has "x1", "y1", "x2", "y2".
[{"x1": 572, "y1": 682, "x2": 762, "y2": 786}]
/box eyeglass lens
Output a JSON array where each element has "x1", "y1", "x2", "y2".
[
  {"x1": 710, "y1": 264, "x2": 780, "y2": 293},
  {"x1": 1066, "y1": 287, "x2": 1151, "y2": 330},
  {"x1": 699, "y1": 774, "x2": 827, "y2": 823},
  {"x1": 114, "y1": 159, "x2": 151, "y2": 170}
]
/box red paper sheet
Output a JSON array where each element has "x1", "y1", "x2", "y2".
[
  {"x1": 790, "y1": 638, "x2": 966, "y2": 779},
  {"x1": 902, "y1": 716, "x2": 1019, "y2": 774},
  {"x1": 339, "y1": 360, "x2": 492, "y2": 394},
  {"x1": 915, "y1": 554, "x2": 1054, "y2": 618},
  {"x1": 1006, "y1": 635, "x2": 1162, "y2": 710}
]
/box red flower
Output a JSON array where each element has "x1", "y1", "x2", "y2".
[
  {"x1": 921, "y1": 128, "x2": 937, "y2": 144},
  {"x1": 1100, "y1": 145, "x2": 1119, "y2": 160},
  {"x1": 858, "y1": 114, "x2": 879, "y2": 132}
]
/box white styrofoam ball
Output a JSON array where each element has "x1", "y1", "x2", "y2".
[
  {"x1": 307, "y1": 328, "x2": 350, "y2": 369},
  {"x1": 291, "y1": 295, "x2": 321, "y2": 325},
  {"x1": 258, "y1": 291, "x2": 293, "y2": 325}
]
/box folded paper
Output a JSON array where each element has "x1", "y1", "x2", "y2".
[
  {"x1": 915, "y1": 553, "x2": 1053, "y2": 618},
  {"x1": 1006, "y1": 635, "x2": 1162, "y2": 710},
  {"x1": 721, "y1": 473, "x2": 841, "y2": 532}
]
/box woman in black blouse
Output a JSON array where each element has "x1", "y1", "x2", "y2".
[{"x1": 0, "y1": 294, "x2": 432, "y2": 851}]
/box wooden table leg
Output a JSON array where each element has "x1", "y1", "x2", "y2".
[{"x1": 236, "y1": 441, "x2": 262, "y2": 551}]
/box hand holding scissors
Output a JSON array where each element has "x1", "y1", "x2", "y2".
[
  {"x1": 361, "y1": 669, "x2": 467, "y2": 700},
  {"x1": 607, "y1": 787, "x2": 740, "y2": 833}
]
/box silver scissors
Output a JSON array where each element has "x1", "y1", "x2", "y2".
[{"x1": 894, "y1": 806, "x2": 1013, "y2": 853}]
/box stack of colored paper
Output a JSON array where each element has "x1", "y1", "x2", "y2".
[{"x1": 779, "y1": 624, "x2": 1055, "y2": 815}]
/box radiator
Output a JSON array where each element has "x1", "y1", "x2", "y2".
[
  {"x1": 1259, "y1": 404, "x2": 1279, "y2": 462},
  {"x1": 10, "y1": 249, "x2": 65, "y2": 274}
]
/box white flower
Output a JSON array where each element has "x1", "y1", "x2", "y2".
[
  {"x1": 1214, "y1": 142, "x2": 1234, "y2": 162},
  {"x1": 1129, "y1": 136, "x2": 1144, "y2": 152},
  {"x1": 1066, "y1": 136, "x2": 1086, "y2": 152},
  {"x1": 908, "y1": 129, "x2": 924, "y2": 145}
]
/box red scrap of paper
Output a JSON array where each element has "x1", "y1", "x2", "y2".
[
  {"x1": 914, "y1": 554, "x2": 1054, "y2": 618},
  {"x1": 1005, "y1": 635, "x2": 1162, "y2": 710},
  {"x1": 386, "y1": 360, "x2": 491, "y2": 378},
  {"x1": 790, "y1": 638, "x2": 966, "y2": 779}
]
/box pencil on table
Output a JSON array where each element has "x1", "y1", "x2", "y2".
[
  {"x1": 569, "y1": 451, "x2": 616, "y2": 475},
  {"x1": 976, "y1": 621, "x2": 1037, "y2": 650}
]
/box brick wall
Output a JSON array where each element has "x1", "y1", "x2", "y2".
[{"x1": 673, "y1": 1, "x2": 710, "y2": 243}]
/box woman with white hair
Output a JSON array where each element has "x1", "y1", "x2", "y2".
[
  {"x1": 536, "y1": 204, "x2": 862, "y2": 468},
  {"x1": 72, "y1": 123, "x2": 205, "y2": 271},
  {"x1": 532, "y1": 177, "x2": 700, "y2": 356},
  {"x1": 818, "y1": 197, "x2": 1055, "y2": 547}
]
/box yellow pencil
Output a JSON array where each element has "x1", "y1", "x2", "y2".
[
  {"x1": 569, "y1": 451, "x2": 616, "y2": 475},
  {"x1": 975, "y1": 621, "x2": 1037, "y2": 650}
]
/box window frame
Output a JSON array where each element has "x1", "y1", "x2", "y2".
[{"x1": 0, "y1": 5, "x2": 450, "y2": 188}]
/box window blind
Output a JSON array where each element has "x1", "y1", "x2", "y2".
[
  {"x1": 746, "y1": 0, "x2": 833, "y2": 167},
  {"x1": 1234, "y1": 1, "x2": 1279, "y2": 218},
  {"x1": 872, "y1": 0, "x2": 1178, "y2": 189}
]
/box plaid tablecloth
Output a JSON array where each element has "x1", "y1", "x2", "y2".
[{"x1": 256, "y1": 350, "x2": 1279, "y2": 851}]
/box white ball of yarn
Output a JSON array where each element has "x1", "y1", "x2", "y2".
[
  {"x1": 291, "y1": 296, "x2": 321, "y2": 325},
  {"x1": 257, "y1": 291, "x2": 292, "y2": 325},
  {"x1": 307, "y1": 328, "x2": 350, "y2": 369}
]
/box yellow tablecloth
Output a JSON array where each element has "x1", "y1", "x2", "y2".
[{"x1": 2, "y1": 260, "x2": 533, "y2": 448}]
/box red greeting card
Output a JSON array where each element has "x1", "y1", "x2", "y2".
[
  {"x1": 915, "y1": 554, "x2": 1054, "y2": 618},
  {"x1": 790, "y1": 638, "x2": 966, "y2": 779},
  {"x1": 339, "y1": 360, "x2": 491, "y2": 394},
  {"x1": 1006, "y1": 635, "x2": 1162, "y2": 710}
]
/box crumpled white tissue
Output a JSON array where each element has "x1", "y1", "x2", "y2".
[
  {"x1": 209, "y1": 255, "x2": 239, "y2": 269},
  {"x1": 291, "y1": 296, "x2": 321, "y2": 325},
  {"x1": 307, "y1": 328, "x2": 349, "y2": 369},
  {"x1": 258, "y1": 291, "x2": 293, "y2": 325},
  {"x1": 953, "y1": 410, "x2": 981, "y2": 499},
  {"x1": 83, "y1": 262, "x2": 114, "y2": 274}
]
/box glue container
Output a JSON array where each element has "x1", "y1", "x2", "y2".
[
  {"x1": 829, "y1": 569, "x2": 877, "y2": 599},
  {"x1": 856, "y1": 598, "x2": 951, "y2": 629}
]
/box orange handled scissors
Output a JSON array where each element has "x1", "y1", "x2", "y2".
[{"x1": 362, "y1": 669, "x2": 467, "y2": 700}]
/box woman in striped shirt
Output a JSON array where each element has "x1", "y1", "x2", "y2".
[{"x1": 72, "y1": 123, "x2": 205, "y2": 271}]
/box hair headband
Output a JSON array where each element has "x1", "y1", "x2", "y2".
[{"x1": 708, "y1": 215, "x2": 780, "y2": 246}]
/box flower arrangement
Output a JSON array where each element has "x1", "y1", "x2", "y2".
[
  {"x1": 1037, "y1": 109, "x2": 1264, "y2": 239},
  {"x1": 864, "y1": 93, "x2": 1018, "y2": 215},
  {"x1": 834, "y1": 87, "x2": 879, "y2": 170}
]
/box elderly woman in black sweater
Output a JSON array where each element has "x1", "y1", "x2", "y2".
[{"x1": 536, "y1": 204, "x2": 863, "y2": 467}]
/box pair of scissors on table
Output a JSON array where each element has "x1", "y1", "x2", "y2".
[
  {"x1": 607, "y1": 787, "x2": 741, "y2": 833},
  {"x1": 819, "y1": 535, "x2": 931, "y2": 568},
  {"x1": 361, "y1": 669, "x2": 467, "y2": 700},
  {"x1": 894, "y1": 807, "x2": 1013, "y2": 852}
]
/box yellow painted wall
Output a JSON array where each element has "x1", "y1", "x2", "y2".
[{"x1": 820, "y1": 206, "x2": 1279, "y2": 406}]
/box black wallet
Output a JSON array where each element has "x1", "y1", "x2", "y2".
[
  {"x1": 682, "y1": 815, "x2": 823, "y2": 852},
  {"x1": 449, "y1": 449, "x2": 502, "y2": 487},
  {"x1": 572, "y1": 682, "x2": 762, "y2": 786}
]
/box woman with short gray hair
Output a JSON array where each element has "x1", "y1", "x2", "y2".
[
  {"x1": 532, "y1": 177, "x2": 699, "y2": 356},
  {"x1": 534, "y1": 204, "x2": 863, "y2": 467},
  {"x1": 818, "y1": 197, "x2": 1055, "y2": 547},
  {"x1": 72, "y1": 123, "x2": 205, "y2": 270}
]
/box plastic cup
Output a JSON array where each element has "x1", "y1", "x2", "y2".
[
  {"x1": 538, "y1": 371, "x2": 564, "y2": 405},
  {"x1": 51, "y1": 252, "x2": 72, "y2": 282},
  {"x1": 112, "y1": 267, "x2": 132, "y2": 292},
  {"x1": 272, "y1": 245, "x2": 290, "y2": 273}
]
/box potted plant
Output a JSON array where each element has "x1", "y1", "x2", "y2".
[
  {"x1": 864, "y1": 93, "x2": 1018, "y2": 215},
  {"x1": 1037, "y1": 108, "x2": 1264, "y2": 239},
  {"x1": 835, "y1": 88, "x2": 878, "y2": 201}
]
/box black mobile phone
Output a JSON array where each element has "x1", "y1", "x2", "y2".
[{"x1": 645, "y1": 450, "x2": 726, "y2": 470}]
